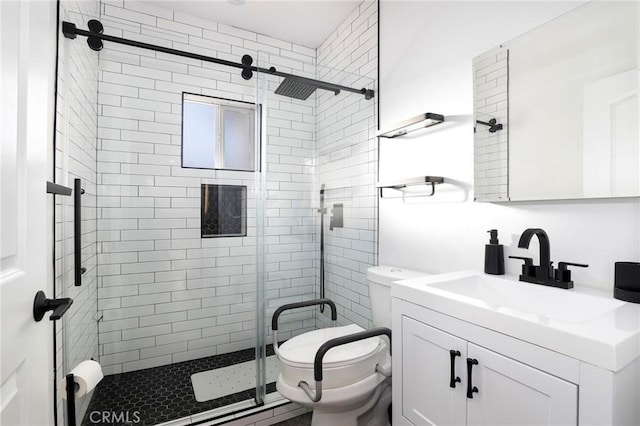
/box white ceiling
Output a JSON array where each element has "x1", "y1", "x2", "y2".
[{"x1": 158, "y1": 0, "x2": 365, "y2": 48}]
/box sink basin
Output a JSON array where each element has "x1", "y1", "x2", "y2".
[
  {"x1": 426, "y1": 273, "x2": 625, "y2": 323},
  {"x1": 392, "y1": 270, "x2": 640, "y2": 372}
]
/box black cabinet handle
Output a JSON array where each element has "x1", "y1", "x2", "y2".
[
  {"x1": 466, "y1": 358, "x2": 479, "y2": 398},
  {"x1": 449, "y1": 350, "x2": 461, "y2": 388}
]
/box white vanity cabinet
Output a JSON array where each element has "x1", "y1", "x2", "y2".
[
  {"x1": 391, "y1": 272, "x2": 640, "y2": 426},
  {"x1": 400, "y1": 315, "x2": 577, "y2": 426}
]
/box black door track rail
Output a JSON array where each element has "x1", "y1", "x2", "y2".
[{"x1": 62, "y1": 20, "x2": 375, "y2": 100}]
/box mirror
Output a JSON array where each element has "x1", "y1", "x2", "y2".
[{"x1": 474, "y1": 1, "x2": 639, "y2": 202}]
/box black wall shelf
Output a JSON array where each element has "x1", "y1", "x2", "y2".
[
  {"x1": 376, "y1": 176, "x2": 445, "y2": 198},
  {"x1": 377, "y1": 113, "x2": 445, "y2": 138}
]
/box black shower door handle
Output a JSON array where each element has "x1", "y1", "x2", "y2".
[
  {"x1": 449, "y1": 350, "x2": 461, "y2": 388},
  {"x1": 74, "y1": 178, "x2": 86, "y2": 286},
  {"x1": 466, "y1": 358, "x2": 479, "y2": 398}
]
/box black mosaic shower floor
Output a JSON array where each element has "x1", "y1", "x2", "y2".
[{"x1": 82, "y1": 346, "x2": 276, "y2": 426}]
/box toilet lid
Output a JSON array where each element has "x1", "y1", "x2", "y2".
[{"x1": 277, "y1": 324, "x2": 382, "y2": 368}]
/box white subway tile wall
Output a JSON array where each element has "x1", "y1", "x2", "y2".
[
  {"x1": 315, "y1": 1, "x2": 378, "y2": 330},
  {"x1": 55, "y1": 0, "x2": 101, "y2": 424},
  {"x1": 56, "y1": 0, "x2": 378, "y2": 390},
  {"x1": 473, "y1": 46, "x2": 509, "y2": 201},
  {"x1": 96, "y1": 0, "x2": 320, "y2": 374}
]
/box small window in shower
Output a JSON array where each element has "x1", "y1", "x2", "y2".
[
  {"x1": 201, "y1": 184, "x2": 247, "y2": 238},
  {"x1": 182, "y1": 93, "x2": 258, "y2": 171}
]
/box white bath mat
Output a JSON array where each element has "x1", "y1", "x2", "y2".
[{"x1": 191, "y1": 355, "x2": 280, "y2": 402}]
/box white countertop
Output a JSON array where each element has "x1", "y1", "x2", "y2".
[{"x1": 391, "y1": 270, "x2": 640, "y2": 372}]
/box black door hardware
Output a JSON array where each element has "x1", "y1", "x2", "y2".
[
  {"x1": 466, "y1": 358, "x2": 479, "y2": 398},
  {"x1": 449, "y1": 350, "x2": 462, "y2": 388},
  {"x1": 475, "y1": 118, "x2": 503, "y2": 133},
  {"x1": 46, "y1": 181, "x2": 72, "y2": 196},
  {"x1": 33, "y1": 291, "x2": 73, "y2": 322},
  {"x1": 62, "y1": 20, "x2": 374, "y2": 100},
  {"x1": 86, "y1": 19, "x2": 104, "y2": 51},
  {"x1": 74, "y1": 178, "x2": 86, "y2": 286}
]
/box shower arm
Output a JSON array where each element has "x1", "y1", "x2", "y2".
[{"x1": 61, "y1": 20, "x2": 375, "y2": 100}]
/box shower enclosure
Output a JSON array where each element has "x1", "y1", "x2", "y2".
[{"x1": 54, "y1": 1, "x2": 377, "y2": 425}]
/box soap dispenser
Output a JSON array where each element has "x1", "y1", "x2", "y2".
[{"x1": 484, "y1": 229, "x2": 505, "y2": 275}]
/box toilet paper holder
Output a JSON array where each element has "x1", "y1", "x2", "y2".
[
  {"x1": 62, "y1": 360, "x2": 103, "y2": 426},
  {"x1": 66, "y1": 374, "x2": 77, "y2": 426}
]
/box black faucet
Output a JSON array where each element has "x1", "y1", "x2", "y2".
[
  {"x1": 509, "y1": 228, "x2": 588, "y2": 289},
  {"x1": 518, "y1": 228, "x2": 553, "y2": 279}
]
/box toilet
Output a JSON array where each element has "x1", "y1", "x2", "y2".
[{"x1": 274, "y1": 266, "x2": 428, "y2": 426}]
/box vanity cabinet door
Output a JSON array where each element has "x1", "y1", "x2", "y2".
[
  {"x1": 466, "y1": 343, "x2": 578, "y2": 426},
  {"x1": 401, "y1": 316, "x2": 467, "y2": 425}
]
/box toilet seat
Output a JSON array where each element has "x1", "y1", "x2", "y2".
[{"x1": 277, "y1": 324, "x2": 388, "y2": 389}]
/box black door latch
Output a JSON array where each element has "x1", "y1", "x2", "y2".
[{"x1": 33, "y1": 291, "x2": 73, "y2": 322}]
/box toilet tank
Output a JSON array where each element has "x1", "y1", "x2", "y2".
[{"x1": 367, "y1": 265, "x2": 429, "y2": 328}]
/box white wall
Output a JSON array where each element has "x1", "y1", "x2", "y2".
[{"x1": 379, "y1": 1, "x2": 640, "y2": 290}]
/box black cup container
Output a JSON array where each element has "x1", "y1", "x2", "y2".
[{"x1": 613, "y1": 262, "x2": 640, "y2": 303}]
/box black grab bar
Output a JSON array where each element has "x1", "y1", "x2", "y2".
[
  {"x1": 299, "y1": 327, "x2": 392, "y2": 402},
  {"x1": 271, "y1": 298, "x2": 337, "y2": 331},
  {"x1": 314, "y1": 327, "x2": 392, "y2": 381},
  {"x1": 271, "y1": 299, "x2": 338, "y2": 361}
]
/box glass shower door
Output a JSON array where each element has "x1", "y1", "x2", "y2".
[
  {"x1": 56, "y1": 13, "x2": 266, "y2": 426},
  {"x1": 253, "y1": 51, "x2": 377, "y2": 408}
]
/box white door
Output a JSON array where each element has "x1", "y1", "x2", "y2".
[
  {"x1": 466, "y1": 344, "x2": 577, "y2": 426},
  {"x1": 401, "y1": 317, "x2": 467, "y2": 426},
  {"x1": 1, "y1": 1, "x2": 57, "y2": 425}
]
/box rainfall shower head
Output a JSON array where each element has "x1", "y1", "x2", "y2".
[{"x1": 274, "y1": 78, "x2": 319, "y2": 100}]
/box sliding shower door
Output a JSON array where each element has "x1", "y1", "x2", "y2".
[
  {"x1": 55, "y1": 3, "x2": 377, "y2": 423},
  {"x1": 313, "y1": 64, "x2": 378, "y2": 332},
  {"x1": 253, "y1": 51, "x2": 378, "y2": 408},
  {"x1": 56, "y1": 8, "x2": 267, "y2": 426},
  {"x1": 254, "y1": 54, "x2": 268, "y2": 405},
  {"x1": 79, "y1": 59, "x2": 264, "y2": 423}
]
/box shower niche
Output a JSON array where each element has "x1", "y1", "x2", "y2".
[{"x1": 201, "y1": 184, "x2": 247, "y2": 238}]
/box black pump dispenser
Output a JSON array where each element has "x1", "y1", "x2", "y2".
[{"x1": 485, "y1": 229, "x2": 505, "y2": 275}]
